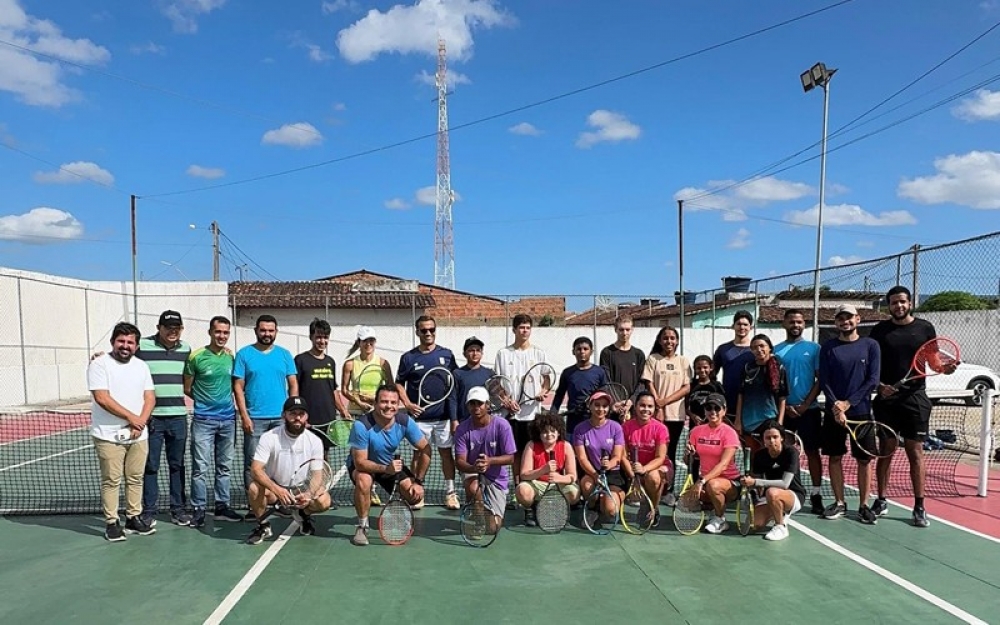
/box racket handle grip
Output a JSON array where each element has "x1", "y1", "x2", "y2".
[{"x1": 547, "y1": 451, "x2": 555, "y2": 461}]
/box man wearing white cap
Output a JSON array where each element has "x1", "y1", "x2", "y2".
[{"x1": 454, "y1": 387, "x2": 516, "y2": 530}]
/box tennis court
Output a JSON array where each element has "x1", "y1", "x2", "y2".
[{"x1": 2, "y1": 400, "x2": 999, "y2": 624}]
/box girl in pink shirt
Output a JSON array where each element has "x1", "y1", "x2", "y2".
[{"x1": 686, "y1": 393, "x2": 740, "y2": 534}]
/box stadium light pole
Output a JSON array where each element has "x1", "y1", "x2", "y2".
[{"x1": 801, "y1": 62, "x2": 837, "y2": 342}]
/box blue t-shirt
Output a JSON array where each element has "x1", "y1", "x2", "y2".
[
  {"x1": 739, "y1": 361, "x2": 789, "y2": 433},
  {"x1": 713, "y1": 342, "x2": 754, "y2": 412},
  {"x1": 396, "y1": 345, "x2": 457, "y2": 421},
  {"x1": 450, "y1": 365, "x2": 495, "y2": 422},
  {"x1": 551, "y1": 364, "x2": 609, "y2": 417},
  {"x1": 233, "y1": 345, "x2": 296, "y2": 419},
  {"x1": 775, "y1": 339, "x2": 820, "y2": 408},
  {"x1": 345, "y1": 413, "x2": 425, "y2": 470},
  {"x1": 454, "y1": 416, "x2": 516, "y2": 490}
]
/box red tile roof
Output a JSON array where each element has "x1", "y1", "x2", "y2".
[{"x1": 229, "y1": 281, "x2": 435, "y2": 309}]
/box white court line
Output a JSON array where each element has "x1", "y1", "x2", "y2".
[
  {"x1": 0, "y1": 444, "x2": 92, "y2": 472},
  {"x1": 202, "y1": 463, "x2": 349, "y2": 625},
  {"x1": 0, "y1": 426, "x2": 89, "y2": 448},
  {"x1": 880, "y1": 496, "x2": 1000, "y2": 546},
  {"x1": 788, "y1": 519, "x2": 988, "y2": 625}
]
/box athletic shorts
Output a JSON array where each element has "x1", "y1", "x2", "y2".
[
  {"x1": 873, "y1": 392, "x2": 931, "y2": 442},
  {"x1": 788, "y1": 494, "x2": 803, "y2": 516},
  {"x1": 460, "y1": 477, "x2": 507, "y2": 519},
  {"x1": 820, "y1": 409, "x2": 873, "y2": 461},
  {"x1": 511, "y1": 419, "x2": 532, "y2": 451},
  {"x1": 349, "y1": 466, "x2": 415, "y2": 496},
  {"x1": 417, "y1": 419, "x2": 453, "y2": 448},
  {"x1": 524, "y1": 480, "x2": 580, "y2": 502},
  {"x1": 606, "y1": 469, "x2": 627, "y2": 491},
  {"x1": 785, "y1": 407, "x2": 822, "y2": 452}
]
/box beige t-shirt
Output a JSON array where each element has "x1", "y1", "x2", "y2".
[{"x1": 641, "y1": 353, "x2": 692, "y2": 421}]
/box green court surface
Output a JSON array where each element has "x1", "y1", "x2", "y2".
[{"x1": 2, "y1": 499, "x2": 998, "y2": 625}]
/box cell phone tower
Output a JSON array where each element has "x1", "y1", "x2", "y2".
[{"x1": 433, "y1": 38, "x2": 456, "y2": 289}]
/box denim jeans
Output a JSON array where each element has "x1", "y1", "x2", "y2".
[
  {"x1": 143, "y1": 416, "x2": 188, "y2": 513},
  {"x1": 242, "y1": 418, "x2": 281, "y2": 492},
  {"x1": 190, "y1": 418, "x2": 236, "y2": 510}
]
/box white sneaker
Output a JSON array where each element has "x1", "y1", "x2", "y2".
[
  {"x1": 410, "y1": 498, "x2": 425, "y2": 511},
  {"x1": 704, "y1": 515, "x2": 729, "y2": 534},
  {"x1": 764, "y1": 524, "x2": 789, "y2": 541},
  {"x1": 444, "y1": 491, "x2": 460, "y2": 510}
]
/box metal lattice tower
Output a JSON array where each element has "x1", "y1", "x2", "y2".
[{"x1": 433, "y1": 38, "x2": 455, "y2": 289}]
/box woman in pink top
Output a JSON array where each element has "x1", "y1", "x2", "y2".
[
  {"x1": 622, "y1": 391, "x2": 673, "y2": 525},
  {"x1": 686, "y1": 392, "x2": 741, "y2": 534}
]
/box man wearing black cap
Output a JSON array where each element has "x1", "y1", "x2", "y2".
[
  {"x1": 450, "y1": 336, "x2": 495, "y2": 426},
  {"x1": 246, "y1": 396, "x2": 332, "y2": 545},
  {"x1": 138, "y1": 310, "x2": 193, "y2": 527}
]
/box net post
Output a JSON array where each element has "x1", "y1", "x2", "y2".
[{"x1": 978, "y1": 389, "x2": 996, "y2": 498}]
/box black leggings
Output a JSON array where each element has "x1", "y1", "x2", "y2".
[{"x1": 665, "y1": 421, "x2": 685, "y2": 491}]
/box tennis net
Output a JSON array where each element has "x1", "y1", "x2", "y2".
[{"x1": 0, "y1": 396, "x2": 990, "y2": 515}]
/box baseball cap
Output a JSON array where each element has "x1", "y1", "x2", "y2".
[
  {"x1": 463, "y1": 336, "x2": 485, "y2": 350},
  {"x1": 357, "y1": 326, "x2": 376, "y2": 341},
  {"x1": 283, "y1": 396, "x2": 309, "y2": 413},
  {"x1": 466, "y1": 386, "x2": 489, "y2": 404},
  {"x1": 158, "y1": 310, "x2": 183, "y2": 327},
  {"x1": 704, "y1": 393, "x2": 727, "y2": 409},
  {"x1": 589, "y1": 390, "x2": 612, "y2": 404},
  {"x1": 835, "y1": 304, "x2": 859, "y2": 317}
]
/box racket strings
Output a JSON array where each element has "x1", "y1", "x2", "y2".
[
  {"x1": 419, "y1": 369, "x2": 453, "y2": 404},
  {"x1": 914, "y1": 339, "x2": 959, "y2": 375},
  {"x1": 536, "y1": 491, "x2": 568, "y2": 530},
  {"x1": 380, "y1": 503, "x2": 412, "y2": 540}
]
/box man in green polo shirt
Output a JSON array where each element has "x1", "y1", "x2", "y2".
[
  {"x1": 139, "y1": 310, "x2": 193, "y2": 527},
  {"x1": 185, "y1": 315, "x2": 242, "y2": 527}
]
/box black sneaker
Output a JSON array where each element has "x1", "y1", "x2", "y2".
[
  {"x1": 858, "y1": 504, "x2": 878, "y2": 525},
  {"x1": 912, "y1": 507, "x2": 930, "y2": 528},
  {"x1": 214, "y1": 505, "x2": 243, "y2": 522},
  {"x1": 139, "y1": 510, "x2": 158, "y2": 528},
  {"x1": 822, "y1": 501, "x2": 846, "y2": 520},
  {"x1": 170, "y1": 509, "x2": 192, "y2": 526},
  {"x1": 810, "y1": 493, "x2": 824, "y2": 515},
  {"x1": 190, "y1": 509, "x2": 206, "y2": 528},
  {"x1": 298, "y1": 511, "x2": 316, "y2": 536},
  {"x1": 525, "y1": 506, "x2": 538, "y2": 527},
  {"x1": 871, "y1": 498, "x2": 889, "y2": 517},
  {"x1": 246, "y1": 522, "x2": 272, "y2": 545},
  {"x1": 125, "y1": 515, "x2": 156, "y2": 536},
  {"x1": 105, "y1": 522, "x2": 126, "y2": 542}
]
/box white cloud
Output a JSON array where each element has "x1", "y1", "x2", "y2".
[
  {"x1": 416, "y1": 68, "x2": 471, "y2": 88},
  {"x1": 508, "y1": 122, "x2": 541, "y2": 136},
  {"x1": 322, "y1": 0, "x2": 359, "y2": 13},
  {"x1": 727, "y1": 228, "x2": 751, "y2": 249},
  {"x1": 336, "y1": 0, "x2": 514, "y2": 63},
  {"x1": 734, "y1": 177, "x2": 812, "y2": 202},
  {"x1": 898, "y1": 150, "x2": 1000, "y2": 209},
  {"x1": 186, "y1": 164, "x2": 225, "y2": 179},
  {"x1": 159, "y1": 0, "x2": 227, "y2": 34},
  {"x1": 952, "y1": 89, "x2": 1000, "y2": 122},
  {"x1": 722, "y1": 209, "x2": 748, "y2": 222},
  {"x1": 384, "y1": 197, "x2": 411, "y2": 210},
  {"x1": 829, "y1": 254, "x2": 865, "y2": 266},
  {"x1": 0, "y1": 123, "x2": 15, "y2": 147},
  {"x1": 130, "y1": 41, "x2": 166, "y2": 55},
  {"x1": 827, "y1": 182, "x2": 850, "y2": 196},
  {"x1": 332, "y1": 102, "x2": 347, "y2": 111},
  {"x1": 784, "y1": 203, "x2": 917, "y2": 227},
  {"x1": 576, "y1": 110, "x2": 641, "y2": 149},
  {"x1": 856, "y1": 240, "x2": 875, "y2": 248},
  {"x1": 674, "y1": 176, "x2": 812, "y2": 221},
  {"x1": 0, "y1": 207, "x2": 84, "y2": 243},
  {"x1": 306, "y1": 44, "x2": 333, "y2": 62},
  {"x1": 415, "y1": 186, "x2": 461, "y2": 206},
  {"x1": 33, "y1": 161, "x2": 114, "y2": 186},
  {"x1": 261, "y1": 122, "x2": 324, "y2": 148},
  {"x1": 0, "y1": 1, "x2": 111, "y2": 107}
]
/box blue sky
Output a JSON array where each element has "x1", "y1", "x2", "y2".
[{"x1": 2, "y1": 0, "x2": 999, "y2": 299}]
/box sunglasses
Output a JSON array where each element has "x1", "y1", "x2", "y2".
[
  {"x1": 418, "y1": 328, "x2": 437, "y2": 335},
  {"x1": 704, "y1": 405, "x2": 723, "y2": 413}
]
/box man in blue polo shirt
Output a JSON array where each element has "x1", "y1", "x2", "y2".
[{"x1": 233, "y1": 314, "x2": 297, "y2": 516}]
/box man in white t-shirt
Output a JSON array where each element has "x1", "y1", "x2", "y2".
[
  {"x1": 88, "y1": 322, "x2": 157, "y2": 542},
  {"x1": 494, "y1": 314, "x2": 550, "y2": 474},
  {"x1": 246, "y1": 396, "x2": 332, "y2": 545}
]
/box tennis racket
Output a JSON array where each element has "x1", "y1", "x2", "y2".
[
  {"x1": 736, "y1": 445, "x2": 755, "y2": 537},
  {"x1": 673, "y1": 452, "x2": 705, "y2": 536},
  {"x1": 485, "y1": 374, "x2": 516, "y2": 413},
  {"x1": 417, "y1": 366, "x2": 455, "y2": 410},
  {"x1": 460, "y1": 470, "x2": 499, "y2": 548},
  {"x1": 583, "y1": 454, "x2": 619, "y2": 535},
  {"x1": 257, "y1": 458, "x2": 335, "y2": 524},
  {"x1": 844, "y1": 418, "x2": 899, "y2": 459},
  {"x1": 350, "y1": 362, "x2": 389, "y2": 412},
  {"x1": 326, "y1": 419, "x2": 352, "y2": 447},
  {"x1": 603, "y1": 382, "x2": 632, "y2": 415},
  {"x1": 518, "y1": 362, "x2": 558, "y2": 408},
  {"x1": 892, "y1": 337, "x2": 960, "y2": 391},
  {"x1": 620, "y1": 447, "x2": 655, "y2": 535},
  {"x1": 379, "y1": 454, "x2": 414, "y2": 546},
  {"x1": 535, "y1": 450, "x2": 569, "y2": 534},
  {"x1": 306, "y1": 426, "x2": 336, "y2": 451}
]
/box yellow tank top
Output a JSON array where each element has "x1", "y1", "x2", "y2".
[{"x1": 348, "y1": 354, "x2": 386, "y2": 414}]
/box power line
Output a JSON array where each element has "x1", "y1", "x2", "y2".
[
  {"x1": 141, "y1": 0, "x2": 857, "y2": 198},
  {"x1": 0, "y1": 142, "x2": 129, "y2": 194},
  {"x1": 218, "y1": 231, "x2": 280, "y2": 281}
]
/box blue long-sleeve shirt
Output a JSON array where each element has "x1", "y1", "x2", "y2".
[
  {"x1": 551, "y1": 364, "x2": 608, "y2": 417},
  {"x1": 818, "y1": 337, "x2": 880, "y2": 418},
  {"x1": 449, "y1": 364, "x2": 495, "y2": 422}
]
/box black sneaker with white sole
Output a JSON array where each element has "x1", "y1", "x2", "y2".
[
  {"x1": 246, "y1": 522, "x2": 272, "y2": 545},
  {"x1": 124, "y1": 515, "x2": 156, "y2": 536},
  {"x1": 170, "y1": 510, "x2": 192, "y2": 526},
  {"x1": 858, "y1": 504, "x2": 878, "y2": 525},
  {"x1": 190, "y1": 509, "x2": 206, "y2": 528},
  {"x1": 912, "y1": 507, "x2": 930, "y2": 528},
  {"x1": 810, "y1": 493, "x2": 824, "y2": 515},
  {"x1": 214, "y1": 505, "x2": 243, "y2": 522},
  {"x1": 871, "y1": 498, "x2": 888, "y2": 517},
  {"x1": 105, "y1": 522, "x2": 126, "y2": 542},
  {"x1": 822, "y1": 501, "x2": 847, "y2": 520}
]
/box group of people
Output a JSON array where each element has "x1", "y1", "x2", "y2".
[{"x1": 87, "y1": 285, "x2": 948, "y2": 545}]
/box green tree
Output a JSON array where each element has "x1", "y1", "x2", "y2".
[{"x1": 917, "y1": 291, "x2": 990, "y2": 312}]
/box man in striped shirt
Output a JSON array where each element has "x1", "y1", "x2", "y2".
[{"x1": 139, "y1": 310, "x2": 193, "y2": 527}]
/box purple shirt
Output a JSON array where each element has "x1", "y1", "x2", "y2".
[
  {"x1": 454, "y1": 416, "x2": 517, "y2": 490},
  {"x1": 573, "y1": 419, "x2": 625, "y2": 471}
]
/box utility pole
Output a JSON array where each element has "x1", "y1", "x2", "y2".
[
  {"x1": 211, "y1": 221, "x2": 220, "y2": 281},
  {"x1": 130, "y1": 194, "x2": 139, "y2": 324}
]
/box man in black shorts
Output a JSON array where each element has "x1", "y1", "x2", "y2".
[{"x1": 869, "y1": 286, "x2": 955, "y2": 528}]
